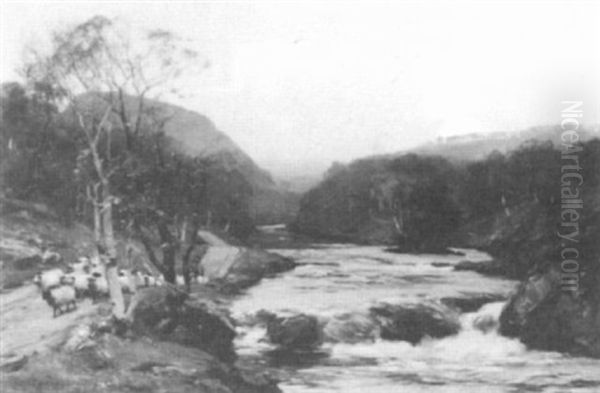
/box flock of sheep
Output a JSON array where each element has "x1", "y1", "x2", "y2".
[{"x1": 33, "y1": 255, "x2": 169, "y2": 317}]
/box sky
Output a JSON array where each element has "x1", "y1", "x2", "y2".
[{"x1": 1, "y1": 1, "x2": 599, "y2": 178}]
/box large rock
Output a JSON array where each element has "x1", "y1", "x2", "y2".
[
  {"x1": 266, "y1": 314, "x2": 323, "y2": 351},
  {"x1": 499, "y1": 270, "x2": 559, "y2": 336},
  {"x1": 130, "y1": 286, "x2": 236, "y2": 360},
  {"x1": 323, "y1": 312, "x2": 379, "y2": 343},
  {"x1": 499, "y1": 269, "x2": 600, "y2": 358},
  {"x1": 370, "y1": 302, "x2": 460, "y2": 344},
  {"x1": 200, "y1": 245, "x2": 295, "y2": 290},
  {"x1": 176, "y1": 298, "x2": 236, "y2": 361},
  {"x1": 130, "y1": 286, "x2": 187, "y2": 335}
]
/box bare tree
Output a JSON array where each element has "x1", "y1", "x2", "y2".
[{"x1": 23, "y1": 15, "x2": 201, "y2": 319}]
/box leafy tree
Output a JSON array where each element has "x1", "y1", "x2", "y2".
[
  {"x1": 23, "y1": 15, "x2": 201, "y2": 318},
  {"x1": 0, "y1": 83, "x2": 78, "y2": 220}
]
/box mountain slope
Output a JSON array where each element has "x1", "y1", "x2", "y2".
[
  {"x1": 73, "y1": 93, "x2": 295, "y2": 225},
  {"x1": 74, "y1": 93, "x2": 274, "y2": 188}
]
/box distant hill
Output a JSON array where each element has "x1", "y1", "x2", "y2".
[
  {"x1": 293, "y1": 126, "x2": 600, "y2": 247},
  {"x1": 410, "y1": 126, "x2": 599, "y2": 162},
  {"x1": 72, "y1": 93, "x2": 296, "y2": 224},
  {"x1": 291, "y1": 126, "x2": 600, "y2": 198},
  {"x1": 75, "y1": 93, "x2": 273, "y2": 187}
]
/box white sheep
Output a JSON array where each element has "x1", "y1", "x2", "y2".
[
  {"x1": 86, "y1": 255, "x2": 103, "y2": 275},
  {"x1": 132, "y1": 270, "x2": 145, "y2": 288},
  {"x1": 33, "y1": 272, "x2": 41, "y2": 287},
  {"x1": 70, "y1": 257, "x2": 91, "y2": 274},
  {"x1": 46, "y1": 285, "x2": 77, "y2": 317},
  {"x1": 89, "y1": 265, "x2": 104, "y2": 276},
  {"x1": 133, "y1": 271, "x2": 160, "y2": 288},
  {"x1": 117, "y1": 269, "x2": 136, "y2": 294},
  {"x1": 62, "y1": 272, "x2": 91, "y2": 298},
  {"x1": 36, "y1": 268, "x2": 64, "y2": 301},
  {"x1": 176, "y1": 273, "x2": 206, "y2": 286},
  {"x1": 38, "y1": 268, "x2": 64, "y2": 291},
  {"x1": 60, "y1": 275, "x2": 75, "y2": 285},
  {"x1": 196, "y1": 274, "x2": 208, "y2": 284},
  {"x1": 41, "y1": 249, "x2": 62, "y2": 264}
]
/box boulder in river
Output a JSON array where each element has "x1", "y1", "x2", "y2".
[
  {"x1": 499, "y1": 269, "x2": 600, "y2": 358},
  {"x1": 266, "y1": 313, "x2": 323, "y2": 351},
  {"x1": 225, "y1": 248, "x2": 296, "y2": 288},
  {"x1": 200, "y1": 245, "x2": 296, "y2": 291},
  {"x1": 370, "y1": 301, "x2": 460, "y2": 344},
  {"x1": 453, "y1": 260, "x2": 507, "y2": 276},
  {"x1": 431, "y1": 262, "x2": 452, "y2": 268},
  {"x1": 473, "y1": 314, "x2": 498, "y2": 333},
  {"x1": 323, "y1": 312, "x2": 379, "y2": 343}
]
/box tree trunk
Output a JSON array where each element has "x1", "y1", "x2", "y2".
[
  {"x1": 101, "y1": 189, "x2": 125, "y2": 320},
  {"x1": 157, "y1": 219, "x2": 177, "y2": 284},
  {"x1": 89, "y1": 140, "x2": 125, "y2": 319},
  {"x1": 181, "y1": 217, "x2": 200, "y2": 292},
  {"x1": 134, "y1": 221, "x2": 167, "y2": 276}
]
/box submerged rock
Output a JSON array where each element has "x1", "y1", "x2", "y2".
[
  {"x1": 473, "y1": 314, "x2": 498, "y2": 333},
  {"x1": 453, "y1": 260, "x2": 508, "y2": 276},
  {"x1": 441, "y1": 293, "x2": 506, "y2": 313},
  {"x1": 431, "y1": 262, "x2": 452, "y2": 268},
  {"x1": 266, "y1": 314, "x2": 323, "y2": 351},
  {"x1": 499, "y1": 269, "x2": 600, "y2": 358},
  {"x1": 370, "y1": 302, "x2": 460, "y2": 344}
]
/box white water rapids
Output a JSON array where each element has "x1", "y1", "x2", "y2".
[{"x1": 231, "y1": 244, "x2": 600, "y2": 393}]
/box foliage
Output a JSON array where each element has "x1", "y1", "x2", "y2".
[
  {"x1": 294, "y1": 137, "x2": 600, "y2": 292},
  {"x1": 1, "y1": 15, "x2": 253, "y2": 293},
  {"x1": 1, "y1": 83, "x2": 78, "y2": 221}
]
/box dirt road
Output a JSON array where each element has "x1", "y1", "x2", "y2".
[{"x1": 0, "y1": 284, "x2": 95, "y2": 356}]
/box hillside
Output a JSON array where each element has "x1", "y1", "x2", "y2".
[
  {"x1": 411, "y1": 126, "x2": 599, "y2": 162},
  {"x1": 293, "y1": 134, "x2": 600, "y2": 261},
  {"x1": 143, "y1": 99, "x2": 274, "y2": 190},
  {"x1": 71, "y1": 93, "x2": 298, "y2": 225},
  {"x1": 53, "y1": 89, "x2": 300, "y2": 227}
]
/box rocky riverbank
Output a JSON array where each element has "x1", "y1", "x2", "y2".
[
  {"x1": 2, "y1": 261, "x2": 294, "y2": 393},
  {"x1": 499, "y1": 269, "x2": 600, "y2": 359},
  {"x1": 0, "y1": 209, "x2": 296, "y2": 392}
]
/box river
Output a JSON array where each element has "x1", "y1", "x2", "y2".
[{"x1": 233, "y1": 230, "x2": 600, "y2": 393}]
